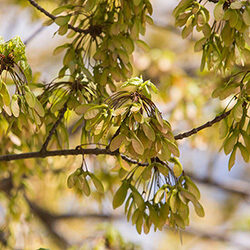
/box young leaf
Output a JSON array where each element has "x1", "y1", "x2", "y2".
[
  {"x1": 81, "y1": 176, "x2": 91, "y2": 196},
  {"x1": 154, "y1": 189, "x2": 165, "y2": 204},
  {"x1": 224, "y1": 133, "x2": 238, "y2": 155},
  {"x1": 193, "y1": 201, "x2": 205, "y2": 217},
  {"x1": 132, "y1": 189, "x2": 145, "y2": 211},
  {"x1": 228, "y1": 146, "x2": 237, "y2": 171},
  {"x1": 142, "y1": 123, "x2": 155, "y2": 141},
  {"x1": 214, "y1": 4, "x2": 224, "y2": 21},
  {"x1": 173, "y1": 163, "x2": 183, "y2": 178},
  {"x1": 110, "y1": 134, "x2": 125, "y2": 152},
  {"x1": 113, "y1": 181, "x2": 129, "y2": 209},
  {"x1": 131, "y1": 137, "x2": 144, "y2": 155},
  {"x1": 89, "y1": 174, "x2": 104, "y2": 193}
]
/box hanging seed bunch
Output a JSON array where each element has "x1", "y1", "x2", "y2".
[
  {"x1": 41, "y1": 74, "x2": 97, "y2": 113},
  {"x1": 174, "y1": 0, "x2": 250, "y2": 73},
  {"x1": 214, "y1": 71, "x2": 250, "y2": 170},
  {"x1": 112, "y1": 158, "x2": 204, "y2": 234},
  {"x1": 106, "y1": 77, "x2": 204, "y2": 233},
  {"x1": 107, "y1": 77, "x2": 180, "y2": 163},
  {"x1": 0, "y1": 36, "x2": 45, "y2": 127},
  {"x1": 67, "y1": 167, "x2": 104, "y2": 197},
  {"x1": 50, "y1": 0, "x2": 153, "y2": 92}
]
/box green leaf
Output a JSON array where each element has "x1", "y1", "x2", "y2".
[
  {"x1": 131, "y1": 137, "x2": 144, "y2": 155},
  {"x1": 80, "y1": 176, "x2": 91, "y2": 196},
  {"x1": 154, "y1": 189, "x2": 165, "y2": 204},
  {"x1": 133, "y1": 0, "x2": 141, "y2": 6},
  {"x1": 194, "y1": 37, "x2": 207, "y2": 52},
  {"x1": 166, "y1": 140, "x2": 180, "y2": 157},
  {"x1": 67, "y1": 174, "x2": 75, "y2": 189},
  {"x1": 169, "y1": 191, "x2": 178, "y2": 213},
  {"x1": 243, "y1": 8, "x2": 250, "y2": 25},
  {"x1": 34, "y1": 99, "x2": 45, "y2": 117},
  {"x1": 185, "y1": 176, "x2": 200, "y2": 200},
  {"x1": 10, "y1": 96, "x2": 20, "y2": 117},
  {"x1": 52, "y1": 5, "x2": 73, "y2": 15},
  {"x1": 136, "y1": 40, "x2": 150, "y2": 52},
  {"x1": 43, "y1": 19, "x2": 54, "y2": 26},
  {"x1": 228, "y1": 146, "x2": 236, "y2": 171},
  {"x1": 84, "y1": 108, "x2": 100, "y2": 120},
  {"x1": 219, "y1": 118, "x2": 228, "y2": 139},
  {"x1": 224, "y1": 133, "x2": 238, "y2": 155},
  {"x1": 132, "y1": 188, "x2": 145, "y2": 211},
  {"x1": 193, "y1": 201, "x2": 205, "y2": 217},
  {"x1": 89, "y1": 174, "x2": 104, "y2": 193},
  {"x1": 113, "y1": 181, "x2": 129, "y2": 209},
  {"x1": 142, "y1": 165, "x2": 153, "y2": 181},
  {"x1": 1, "y1": 81, "x2": 10, "y2": 106},
  {"x1": 158, "y1": 143, "x2": 171, "y2": 161},
  {"x1": 229, "y1": 10, "x2": 238, "y2": 28},
  {"x1": 156, "y1": 163, "x2": 169, "y2": 176},
  {"x1": 230, "y1": 1, "x2": 243, "y2": 9},
  {"x1": 233, "y1": 101, "x2": 243, "y2": 122},
  {"x1": 136, "y1": 213, "x2": 143, "y2": 234},
  {"x1": 132, "y1": 208, "x2": 140, "y2": 225},
  {"x1": 121, "y1": 37, "x2": 134, "y2": 53},
  {"x1": 75, "y1": 104, "x2": 92, "y2": 115},
  {"x1": 24, "y1": 91, "x2": 35, "y2": 108},
  {"x1": 173, "y1": 163, "x2": 183, "y2": 178},
  {"x1": 238, "y1": 143, "x2": 249, "y2": 163},
  {"x1": 214, "y1": 4, "x2": 224, "y2": 21},
  {"x1": 241, "y1": 130, "x2": 250, "y2": 149},
  {"x1": 110, "y1": 134, "x2": 125, "y2": 152},
  {"x1": 202, "y1": 23, "x2": 211, "y2": 38},
  {"x1": 142, "y1": 123, "x2": 155, "y2": 141},
  {"x1": 53, "y1": 44, "x2": 70, "y2": 55},
  {"x1": 55, "y1": 15, "x2": 70, "y2": 26},
  {"x1": 155, "y1": 109, "x2": 163, "y2": 127},
  {"x1": 85, "y1": 0, "x2": 97, "y2": 12},
  {"x1": 180, "y1": 189, "x2": 197, "y2": 205},
  {"x1": 182, "y1": 25, "x2": 193, "y2": 39}
]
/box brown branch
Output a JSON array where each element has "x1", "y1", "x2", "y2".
[
  {"x1": 207, "y1": 0, "x2": 219, "y2": 3},
  {"x1": 0, "y1": 110, "x2": 232, "y2": 162},
  {"x1": 27, "y1": 0, "x2": 89, "y2": 34},
  {"x1": 174, "y1": 109, "x2": 231, "y2": 140},
  {"x1": 40, "y1": 104, "x2": 67, "y2": 152},
  {"x1": 0, "y1": 148, "x2": 117, "y2": 162}
]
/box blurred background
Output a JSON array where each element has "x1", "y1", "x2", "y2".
[{"x1": 0, "y1": 0, "x2": 249, "y2": 249}]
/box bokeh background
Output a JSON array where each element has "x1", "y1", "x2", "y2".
[{"x1": 0, "y1": 0, "x2": 249, "y2": 249}]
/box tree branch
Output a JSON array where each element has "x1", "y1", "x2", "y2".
[
  {"x1": 0, "y1": 110, "x2": 232, "y2": 162},
  {"x1": 0, "y1": 148, "x2": 117, "y2": 161},
  {"x1": 207, "y1": 0, "x2": 219, "y2": 3},
  {"x1": 40, "y1": 104, "x2": 67, "y2": 152},
  {"x1": 27, "y1": 0, "x2": 89, "y2": 34},
  {"x1": 174, "y1": 109, "x2": 231, "y2": 140}
]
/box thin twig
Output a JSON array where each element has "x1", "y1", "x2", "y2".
[
  {"x1": 174, "y1": 109, "x2": 231, "y2": 140},
  {"x1": 27, "y1": 0, "x2": 89, "y2": 34},
  {"x1": 0, "y1": 148, "x2": 117, "y2": 162},
  {"x1": 40, "y1": 104, "x2": 67, "y2": 152}
]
